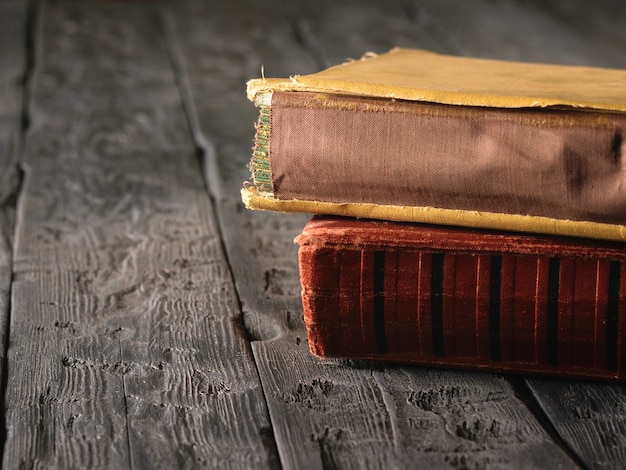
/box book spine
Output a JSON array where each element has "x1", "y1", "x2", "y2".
[
  {"x1": 264, "y1": 91, "x2": 626, "y2": 228},
  {"x1": 299, "y1": 244, "x2": 626, "y2": 381}
]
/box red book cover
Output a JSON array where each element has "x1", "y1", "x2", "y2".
[{"x1": 295, "y1": 216, "x2": 626, "y2": 381}]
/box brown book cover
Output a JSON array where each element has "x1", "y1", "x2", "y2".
[
  {"x1": 296, "y1": 216, "x2": 626, "y2": 381},
  {"x1": 244, "y1": 48, "x2": 626, "y2": 242}
]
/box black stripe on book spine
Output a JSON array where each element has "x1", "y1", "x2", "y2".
[
  {"x1": 373, "y1": 250, "x2": 388, "y2": 354},
  {"x1": 607, "y1": 260, "x2": 621, "y2": 372},
  {"x1": 431, "y1": 253, "x2": 445, "y2": 357},
  {"x1": 489, "y1": 256, "x2": 502, "y2": 362},
  {"x1": 547, "y1": 257, "x2": 560, "y2": 367}
]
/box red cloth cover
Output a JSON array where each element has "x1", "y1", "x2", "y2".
[{"x1": 296, "y1": 216, "x2": 626, "y2": 381}]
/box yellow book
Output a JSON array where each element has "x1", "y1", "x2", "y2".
[{"x1": 242, "y1": 48, "x2": 626, "y2": 241}]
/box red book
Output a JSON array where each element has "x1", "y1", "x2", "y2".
[{"x1": 295, "y1": 216, "x2": 626, "y2": 381}]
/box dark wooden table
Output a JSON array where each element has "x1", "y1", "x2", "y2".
[{"x1": 1, "y1": 0, "x2": 626, "y2": 468}]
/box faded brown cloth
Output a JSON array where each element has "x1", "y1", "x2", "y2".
[{"x1": 270, "y1": 91, "x2": 626, "y2": 225}]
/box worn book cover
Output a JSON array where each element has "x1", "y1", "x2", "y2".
[
  {"x1": 243, "y1": 48, "x2": 626, "y2": 242},
  {"x1": 296, "y1": 216, "x2": 626, "y2": 381}
]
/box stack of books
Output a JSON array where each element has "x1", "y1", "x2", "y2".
[{"x1": 242, "y1": 48, "x2": 626, "y2": 381}]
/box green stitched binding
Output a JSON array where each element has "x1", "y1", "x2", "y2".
[{"x1": 248, "y1": 93, "x2": 274, "y2": 194}]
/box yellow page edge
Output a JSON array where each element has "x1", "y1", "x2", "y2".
[{"x1": 241, "y1": 187, "x2": 626, "y2": 243}]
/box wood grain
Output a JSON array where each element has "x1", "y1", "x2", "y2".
[
  {"x1": 168, "y1": 0, "x2": 578, "y2": 467},
  {"x1": 523, "y1": 0, "x2": 626, "y2": 68},
  {"x1": 409, "y1": 0, "x2": 626, "y2": 67},
  {"x1": 3, "y1": 2, "x2": 277, "y2": 468},
  {"x1": 527, "y1": 381, "x2": 626, "y2": 469},
  {"x1": 0, "y1": 1, "x2": 27, "y2": 403}
]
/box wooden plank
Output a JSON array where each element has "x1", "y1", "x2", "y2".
[
  {"x1": 402, "y1": 0, "x2": 626, "y2": 67},
  {"x1": 523, "y1": 0, "x2": 626, "y2": 67},
  {"x1": 168, "y1": 0, "x2": 577, "y2": 467},
  {"x1": 527, "y1": 381, "x2": 626, "y2": 469},
  {"x1": 409, "y1": 0, "x2": 626, "y2": 67},
  {"x1": 412, "y1": 1, "x2": 626, "y2": 468},
  {"x1": 0, "y1": 0, "x2": 27, "y2": 403},
  {"x1": 288, "y1": 0, "x2": 447, "y2": 67},
  {"x1": 2, "y1": 2, "x2": 278, "y2": 468}
]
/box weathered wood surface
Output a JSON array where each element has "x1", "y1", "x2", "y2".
[
  {"x1": 3, "y1": 2, "x2": 276, "y2": 468},
  {"x1": 1, "y1": 0, "x2": 626, "y2": 468},
  {"x1": 0, "y1": 1, "x2": 26, "y2": 398}
]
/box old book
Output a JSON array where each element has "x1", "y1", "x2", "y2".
[
  {"x1": 296, "y1": 216, "x2": 626, "y2": 381},
  {"x1": 243, "y1": 48, "x2": 626, "y2": 242}
]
